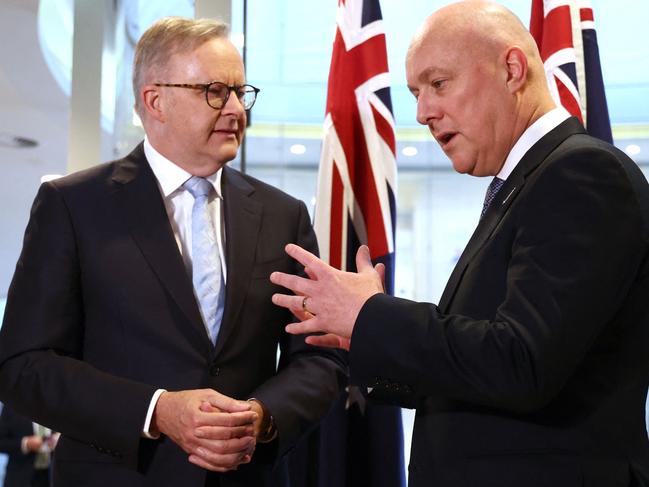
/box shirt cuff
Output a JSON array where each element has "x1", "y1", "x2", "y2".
[{"x1": 142, "y1": 389, "x2": 166, "y2": 439}]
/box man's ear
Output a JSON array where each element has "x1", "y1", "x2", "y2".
[
  {"x1": 504, "y1": 46, "x2": 528, "y2": 93},
  {"x1": 141, "y1": 85, "x2": 165, "y2": 123}
]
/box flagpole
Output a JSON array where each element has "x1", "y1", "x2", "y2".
[{"x1": 240, "y1": 0, "x2": 248, "y2": 174}]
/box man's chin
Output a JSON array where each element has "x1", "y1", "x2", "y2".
[{"x1": 450, "y1": 158, "x2": 476, "y2": 175}]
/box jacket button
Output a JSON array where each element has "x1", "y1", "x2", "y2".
[{"x1": 209, "y1": 364, "x2": 220, "y2": 376}]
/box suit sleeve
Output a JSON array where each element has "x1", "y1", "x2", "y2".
[
  {"x1": 349, "y1": 146, "x2": 648, "y2": 413},
  {"x1": 249, "y1": 200, "x2": 347, "y2": 458},
  {"x1": 0, "y1": 182, "x2": 155, "y2": 467},
  {"x1": 0, "y1": 407, "x2": 25, "y2": 455}
]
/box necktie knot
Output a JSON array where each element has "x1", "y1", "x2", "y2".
[
  {"x1": 183, "y1": 176, "x2": 213, "y2": 200},
  {"x1": 481, "y1": 176, "x2": 505, "y2": 219}
]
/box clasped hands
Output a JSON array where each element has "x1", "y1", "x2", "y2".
[
  {"x1": 150, "y1": 245, "x2": 382, "y2": 472},
  {"x1": 153, "y1": 389, "x2": 265, "y2": 472},
  {"x1": 270, "y1": 244, "x2": 385, "y2": 350}
]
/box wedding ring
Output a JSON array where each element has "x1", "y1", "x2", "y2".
[{"x1": 302, "y1": 296, "x2": 311, "y2": 314}]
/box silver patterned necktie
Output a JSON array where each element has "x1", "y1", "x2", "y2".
[
  {"x1": 183, "y1": 176, "x2": 225, "y2": 344},
  {"x1": 481, "y1": 176, "x2": 505, "y2": 219}
]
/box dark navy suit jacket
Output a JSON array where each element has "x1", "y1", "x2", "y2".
[
  {"x1": 0, "y1": 406, "x2": 49, "y2": 487},
  {"x1": 351, "y1": 118, "x2": 649, "y2": 487},
  {"x1": 0, "y1": 144, "x2": 346, "y2": 486}
]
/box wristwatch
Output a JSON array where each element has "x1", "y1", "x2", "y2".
[{"x1": 248, "y1": 398, "x2": 278, "y2": 443}]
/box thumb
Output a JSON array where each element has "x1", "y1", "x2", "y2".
[
  {"x1": 355, "y1": 245, "x2": 374, "y2": 273},
  {"x1": 206, "y1": 392, "x2": 251, "y2": 413}
]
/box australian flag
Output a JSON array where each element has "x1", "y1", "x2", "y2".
[
  {"x1": 312, "y1": 0, "x2": 405, "y2": 485},
  {"x1": 530, "y1": 0, "x2": 613, "y2": 142}
]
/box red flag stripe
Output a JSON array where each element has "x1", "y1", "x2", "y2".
[
  {"x1": 555, "y1": 75, "x2": 583, "y2": 122},
  {"x1": 371, "y1": 102, "x2": 396, "y2": 155},
  {"x1": 580, "y1": 8, "x2": 594, "y2": 22},
  {"x1": 539, "y1": 6, "x2": 574, "y2": 61},
  {"x1": 329, "y1": 163, "x2": 344, "y2": 270}
]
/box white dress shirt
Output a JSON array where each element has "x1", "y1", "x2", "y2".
[
  {"x1": 496, "y1": 107, "x2": 571, "y2": 181},
  {"x1": 143, "y1": 137, "x2": 227, "y2": 281},
  {"x1": 141, "y1": 137, "x2": 228, "y2": 438}
]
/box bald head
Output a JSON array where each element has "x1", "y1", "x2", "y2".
[
  {"x1": 409, "y1": 1, "x2": 545, "y2": 90},
  {"x1": 406, "y1": 1, "x2": 556, "y2": 176}
]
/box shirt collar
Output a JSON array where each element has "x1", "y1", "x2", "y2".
[
  {"x1": 497, "y1": 107, "x2": 571, "y2": 181},
  {"x1": 143, "y1": 136, "x2": 223, "y2": 199}
]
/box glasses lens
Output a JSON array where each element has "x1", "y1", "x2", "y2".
[
  {"x1": 238, "y1": 86, "x2": 258, "y2": 110},
  {"x1": 206, "y1": 83, "x2": 229, "y2": 109}
]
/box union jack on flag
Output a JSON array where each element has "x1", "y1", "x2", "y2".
[
  {"x1": 311, "y1": 1, "x2": 404, "y2": 486},
  {"x1": 314, "y1": 0, "x2": 397, "y2": 291},
  {"x1": 530, "y1": 0, "x2": 613, "y2": 142}
]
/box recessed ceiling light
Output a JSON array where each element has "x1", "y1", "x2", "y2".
[
  {"x1": 625, "y1": 144, "x2": 641, "y2": 156},
  {"x1": 401, "y1": 146, "x2": 417, "y2": 157},
  {"x1": 290, "y1": 144, "x2": 306, "y2": 155},
  {"x1": 0, "y1": 132, "x2": 38, "y2": 148}
]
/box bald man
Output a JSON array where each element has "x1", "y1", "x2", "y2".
[{"x1": 270, "y1": 2, "x2": 649, "y2": 486}]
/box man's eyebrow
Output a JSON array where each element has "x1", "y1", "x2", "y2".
[
  {"x1": 418, "y1": 66, "x2": 449, "y2": 82},
  {"x1": 407, "y1": 66, "x2": 450, "y2": 92}
]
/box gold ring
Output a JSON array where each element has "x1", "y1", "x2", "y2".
[{"x1": 302, "y1": 296, "x2": 310, "y2": 314}]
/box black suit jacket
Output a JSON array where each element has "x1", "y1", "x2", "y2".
[
  {"x1": 0, "y1": 144, "x2": 346, "y2": 487},
  {"x1": 350, "y1": 118, "x2": 649, "y2": 487},
  {"x1": 0, "y1": 406, "x2": 48, "y2": 487}
]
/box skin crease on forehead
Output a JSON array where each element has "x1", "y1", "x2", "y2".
[
  {"x1": 143, "y1": 37, "x2": 247, "y2": 178},
  {"x1": 405, "y1": 1, "x2": 555, "y2": 177}
]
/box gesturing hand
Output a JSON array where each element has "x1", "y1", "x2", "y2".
[{"x1": 270, "y1": 244, "x2": 385, "y2": 350}]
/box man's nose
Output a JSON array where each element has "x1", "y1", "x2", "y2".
[
  {"x1": 416, "y1": 93, "x2": 441, "y2": 125},
  {"x1": 222, "y1": 89, "x2": 245, "y2": 114}
]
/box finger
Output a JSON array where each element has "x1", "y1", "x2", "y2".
[
  {"x1": 204, "y1": 393, "x2": 251, "y2": 413},
  {"x1": 272, "y1": 293, "x2": 308, "y2": 312},
  {"x1": 355, "y1": 245, "x2": 375, "y2": 273},
  {"x1": 284, "y1": 244, "x2": 329, "y2": 274},
  {"x1": 192, "y1": 437, "x2": 255, "y2": 466},
  {"x1": 199, "y1": 401, "x2": 220, "y2": 413},
  {"x1": 375, "y1": 262, "x2": 386, "y2": 291},
  {"x1": 196, "y1": 436, "x2": 255, "y2": 457},
  {"x1": 285, "y1": 316, "x2": 328, "y2": 336},
  {"x1": 189, "y1": 449, "x2": 249, "y2": 473},
  {"x1": 304, "y1": 265, "x2": 318, "y2": 280},
  {"x1": 195, "y1": 424, "x2": 255, "y2": 440},
  {"x1": 198, "y1": 411, "x2": 257, "y2": 428},
  {"x1": 292, "y1": 305, "x2": 313, "y2": 322},
  {"x1": 188, "y1": 455, "x2": 233, "y2": 473},
  {"x1": 305, "y1": 334, "x2": 351, "y2": 351},
  {"x1": 270, "y1": 272, "x2": 316, "y2": 297}
]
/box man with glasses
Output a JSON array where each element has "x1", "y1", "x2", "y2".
[{"x1": 0, "y1": 17, "x2": 345, "y2": 487}]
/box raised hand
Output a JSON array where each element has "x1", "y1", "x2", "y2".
[{"x1": 270, "y1": 244, "x2": 385, "y2": 350}]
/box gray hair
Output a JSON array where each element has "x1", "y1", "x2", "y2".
[{"x1": 132, "y1": 17, "x2": 229, "y2": 116}]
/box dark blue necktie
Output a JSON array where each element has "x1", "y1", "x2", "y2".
[{"x1": 481, "y1": 177, "x2": 505, "y2": 219}]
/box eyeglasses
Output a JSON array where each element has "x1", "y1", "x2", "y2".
[{"x1": 154, "y1": 81, "x2": 260, "y2": 110}]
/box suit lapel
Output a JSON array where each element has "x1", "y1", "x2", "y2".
[
  {"x1": 213, "y1": 167, "x2": 262, "y2": 358},
  {"x1": 438, "y1": 117, "x2": 586, "y2": 312},
  {"x1": 111, "y1": 144, "x2": 211, "y2": 354}
]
